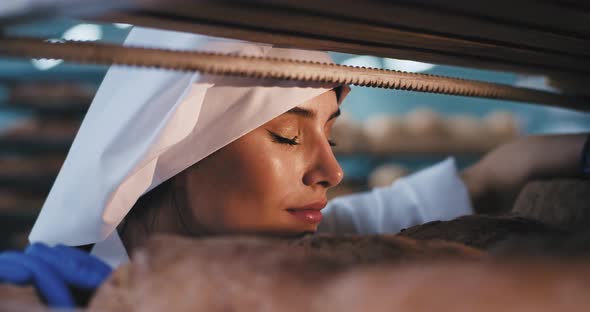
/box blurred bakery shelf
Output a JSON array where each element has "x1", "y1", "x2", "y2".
[
  {"x1": 329, "y1": 108, "x2": 523, "y2": 195},
  {"x1": 0, "y1": 215, "x2": 35, "y2": 250},
  {"x1": 0, "y1": 81, "x2": 94, "y2": 116},
  {"x1": 336, "y1": 148, "x2": 493, "y2": 158},
  {"x1": 0, "y1": 190, "x2": 46, "y2": 249},
  {"x1": 0, "y1": 158, "x2": 61, "y2": 222},
  {"x1": 0, "y1": 174, "x2": 57, "y2": 192},
  {"x1": 0, "y1": 118, "x2": 80, "y2": 153},
  {"x1": 0, "y1": 81, "x2": 85, "y2": 249},
  {"x1": 0, "y1": 155, "x2": 63, "y2": 191},
  {"x1": 0, "y1": 104, "x2": 87, "y2": 117},
  {"x1": 0, "y1": 138, "x2": 72, "y2": 153},
  {"x1": 332, "y1": 108, "x2": 520, "y2": 156}
]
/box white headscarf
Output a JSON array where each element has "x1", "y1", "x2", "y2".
[{"x1": 29, "y1": 27, "x2": 349, "y2": 247}]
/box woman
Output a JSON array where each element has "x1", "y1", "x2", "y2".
[
  {"x1": 3, "y1": 27, "x2": 589, "y2": 307},
  {"x1": 28, "y1": 27, "x2": 475, "y2": 268}
]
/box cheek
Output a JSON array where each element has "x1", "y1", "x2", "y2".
[
  {"x1": 184, "y1": 132, "x2": 303, "y2": 233},
  {"x1": 228, "y1": 134, "x2": 302, "y2": 205}
]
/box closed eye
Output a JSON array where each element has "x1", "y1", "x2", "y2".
[{"x1": 267, "y1": 130, "x2": 299, "y2": 146}]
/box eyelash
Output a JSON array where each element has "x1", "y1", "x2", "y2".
[
  {"x1": 267, "y1": 130, "x2": 337, "y2": 147},
  {"x1": 268, "y1": 130, "x2": 299, "y2": 146}
]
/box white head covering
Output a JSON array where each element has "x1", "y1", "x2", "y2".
[{"x1": 29, "y1": 27, "x2": 349, "y2": 246}]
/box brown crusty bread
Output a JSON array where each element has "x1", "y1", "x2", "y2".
[
  {"x1": 90, "y1": 234, "x2": 483, "y2": 311},
  {"x1": 90, "y1": 234, "x2": 590, "y2": 312}
]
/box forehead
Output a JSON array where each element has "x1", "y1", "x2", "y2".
[
  {"x1": 264, "y1": 90, "x2": 339, "y2": 127},
  {"x1": 297, "y1": 90, "x2": 338, "y2": 111}
]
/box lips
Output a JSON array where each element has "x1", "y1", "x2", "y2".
[{"x1": 286, "y1": 201, "x2": 327, "y2": 224}]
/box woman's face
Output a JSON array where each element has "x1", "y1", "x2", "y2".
[{"x1": 180, "y1": 90, "x2": 343, "y2": 236}]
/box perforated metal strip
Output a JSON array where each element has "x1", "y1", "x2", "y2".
[{"x1": 0, "y1": 37, "x2": 587, "y2": 111}]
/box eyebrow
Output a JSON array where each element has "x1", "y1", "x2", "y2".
[{"x1": 286, "y1": 107, "x2": 341, "y2": 122}]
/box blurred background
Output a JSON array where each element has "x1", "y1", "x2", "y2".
[{"x1": 1, "y1": 18, "x2": 589, "y2": 250}]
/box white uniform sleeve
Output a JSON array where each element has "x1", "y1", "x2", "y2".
[{"x1": 318, "y1": 157, "x2": 473, "y2": 234}]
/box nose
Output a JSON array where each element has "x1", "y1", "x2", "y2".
[{"x1": 302, "y1": 139, "x2": 344, "y2": 189}]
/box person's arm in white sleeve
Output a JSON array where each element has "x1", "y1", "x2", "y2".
[
  {"x1": 462, "y1": 134, "x2": 588, "y2": 214},
  {"x1": 318, "y1": 157, "x2": 472, "y2": 235}
]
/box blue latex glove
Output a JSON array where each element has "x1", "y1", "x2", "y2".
[{"x1": 0, "y1": 243, "x2": 112, "y2": 308}]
